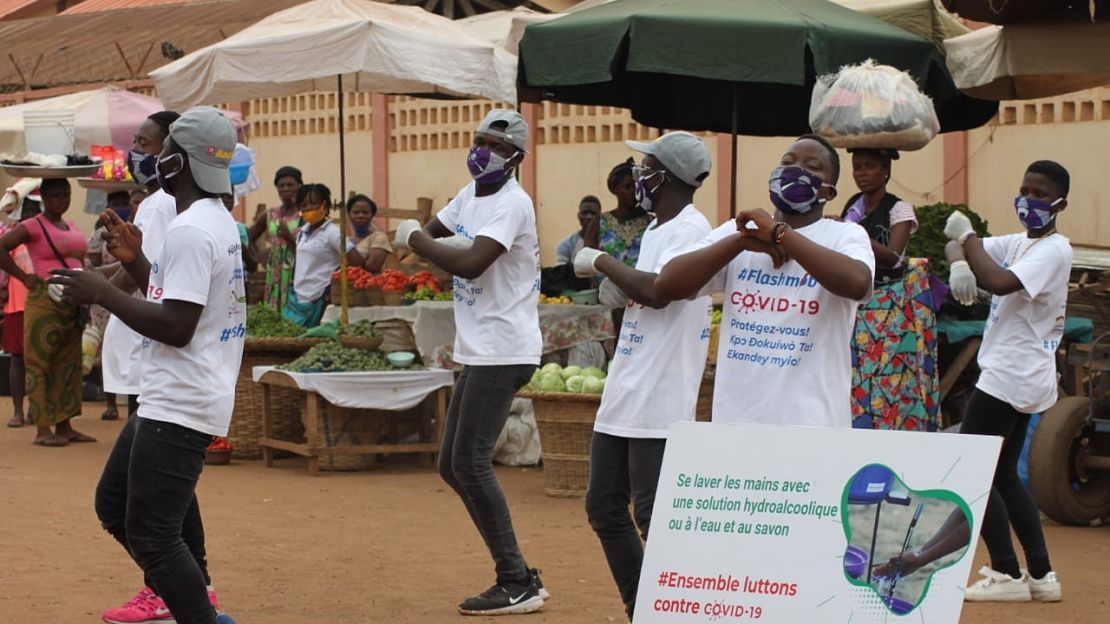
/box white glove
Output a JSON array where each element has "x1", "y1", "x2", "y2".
[
  {"x1": 439, "y1": 235, "x2": 473, "y2": 250},
  {"x1": 48, "y1": 268, "x2": 79, "y2": 303},
  {"x1": 598, "y1": 278, "x2": 630, "y2": 309},
  {"x1": 948, "y1": 260, "x2": 977, "y2": 306},
  {"x1": 944, "y1": 210, "x2": 974, "y2": 243},
  {"x1": 573, "y1": 247, "x2": 606, "y2": 278},
  {"x1": 393, "y1": 219, "x2": 421, "y2": 249}
]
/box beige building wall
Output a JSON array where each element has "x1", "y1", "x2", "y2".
[
  {"x1": 966, "y1": 87, "x2": 1109, "y2": 244},
  {"x1": 234, "y1": 87, "x2": 1108, "y2": 264}
]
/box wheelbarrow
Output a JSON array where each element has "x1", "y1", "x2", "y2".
[{"x1": 1028, "y1": 331, "x2": 1110, "y2": 526}]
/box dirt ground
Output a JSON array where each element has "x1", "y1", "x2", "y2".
[{"x1": 1, "y1": 407, "x2": 1107, "y2": 623}]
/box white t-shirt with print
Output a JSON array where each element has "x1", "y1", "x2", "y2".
[
  {"x1": 137, "y1": 198, "x2": 246, "y2": 437},
  {"x1": 976, "y1": 232, "x2": 1072, "y2": 414},
  {"x1": 436, "y1": 178, "x2": 541, "y2": 366},
  {"x1": 595, "y1": 205, "x2": 712, "y2": 438},
  {"x1": 703, "y1": 218, "x2": 875, "y2": 427},
  {"x1": 101, "y1": 189, "x2": 178, "y2": 395},
  {"x1": 293, "y1": 220, "x2": 352, "y2": 302}
]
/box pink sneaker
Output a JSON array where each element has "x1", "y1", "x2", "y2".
[
  {"x1": 208, "y1": 586, "x2": 220, "y2": 611},
  {"x1": 102, "y1": 587, "x2": 173, "y2": 624}
]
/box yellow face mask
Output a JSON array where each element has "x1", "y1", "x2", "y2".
[{"x1": 302, "y1": 207, "x2": 327, "y2": 225}]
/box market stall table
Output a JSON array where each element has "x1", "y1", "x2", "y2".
[
  {"x1": 253, "y1": 366, "x2": 454, "y2": 475},
  {"x1": 320, "y1": 301, "x2": 615, "y2": 369}
]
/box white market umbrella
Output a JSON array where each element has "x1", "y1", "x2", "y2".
[
  {"x1": 150, "y1": 0, "x2": 519, "y2": 323},
  {"x1": 150, "y1": 0, "x2": 518, "y2": 110},
  {"x1": 944, "y1": 22, "x2": 1110, "y2": 100},
  {"x1": 457, "y1": 6, "x2": 561, "y2": 54}
]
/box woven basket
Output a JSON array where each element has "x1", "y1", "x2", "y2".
[
  {"x1": 308, "y1": 403, "x2": 381, "y2": 471},
  {"x1": 365, "y1": 287, "x2": 385, "y2": 306},
  {"x1": 338, "y1": 335, "x2": 383, "y2": 351},
  {"x1": 695, "y1": 365, "x2": 715, "y2": 422},
  {"x1": 517, "y1": 390, "x2": 600, "y2": 497},
  {"x1": 382, "y1": 290, "x2": 405, "y2": 306},
  {"x1": 329, "y1": 283, "x2": 372, "y2": 307},
  {"x1": 230, "y1": 346, "x2": 314, "y2": 459}
]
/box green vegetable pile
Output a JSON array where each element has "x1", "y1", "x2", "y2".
[
  {"x1": 246, "y1": 304, "x2": 305, "y2": 338},
  {"x1": 337, "y1": 319, "x2": 380, "y2": 338},
  {"x1": 524, "y1": 362, "x2": 606, "y2": 394},
  {"x1": 906, "y1": 202, "x2": 990, "y2": 281},
  {"x1": 403, "y1": 287, "x2": 453, "y2": 302},
  {"x1": 278, "y1": 340, "x2": 419, "y2": 372}
]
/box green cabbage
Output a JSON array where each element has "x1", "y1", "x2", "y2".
[
  {"x1": 541, "y1": 362, "x2": 563, "y2": 376},
  {"x1": 565, "y1": 375, "x2": 586, "y2": 393},
  {"x1": 582, "y1": 376, "x2": 605, "y2": 394},
  {"x1": 560, "y1": 365, "x2": 582, "y2": 380},
  {"x1": 537, "y1": 372, "x2": 566, "y2": 392},
  {"x1": 581, "y1": 366, "x2": 606, "y2": 380}
]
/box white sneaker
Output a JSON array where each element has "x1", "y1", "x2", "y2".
[
  {"x1": 1025, "y1": 569, "x2": 1062, "y2": 602},
  {"x1": 964, "y1": 566, "x2": 1032, "y2": 602}
]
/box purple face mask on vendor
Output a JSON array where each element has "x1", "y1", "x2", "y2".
[
  {"x1": 1014, "y1": 196, "x2": 1062, "y2": 230},
  {"x1": 467, "y1": 146, "x2": 518, "y2": 186},
  {"x1": 768, "y1": 165, "x2": 835, "y2": 215}
]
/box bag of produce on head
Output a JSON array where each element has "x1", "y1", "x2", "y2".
[{"x1": 809, "y1": 59, "x2": 940, "y2": 151}]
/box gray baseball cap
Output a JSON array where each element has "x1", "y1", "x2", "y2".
[
  {"x1": 626, "y1": 131, "x2": 711, "y2": 188},
  {"x1": 476, "y1": 109, "x2": 529, "y2": 153},
  {"x1": 169, "y1": 106, "x2": 237, "y2": 195}
]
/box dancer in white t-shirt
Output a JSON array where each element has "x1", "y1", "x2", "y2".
[
  {"x1": 909, "y1": 160, "x2": 1069, "y2": 604},
  {"x1": 50, "y1": 107, "x2": 243, "y2": 624},
  {"x1": 656, "y1": 135, "x2": 875, "y2": 426},
  {"x1": 392, "y1": 110, "x2": 545, "y2": 616},
  {"x1": 571, "y1": 131, "x2": 713, "y2": 621}
]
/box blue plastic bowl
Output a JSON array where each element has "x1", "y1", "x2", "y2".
[
  {"x1": 387, "y1": 351, "x2": 416, "y2": 368},
  {"x1": 843, "y1": 545, "x2": 868, "y2": 579},
  {"x1": 229, "y1": 162, "x2": 251, "y2": 186},
  {"x1": 883, "y1": 596, "x2": 914, "y2": 615}
]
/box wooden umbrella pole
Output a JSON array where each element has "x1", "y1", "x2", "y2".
[
  {"x1": 338, "y1": 74, "x2": 349, "y2": 326},
  {"x1": 730, "y1": 83, "x2": 739, "y2": 219}
]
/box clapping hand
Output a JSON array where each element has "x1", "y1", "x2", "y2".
[{"x1": 99, "y1": 209, "x2": 143, "y2": 264}]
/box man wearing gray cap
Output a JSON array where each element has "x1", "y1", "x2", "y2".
[
  {"x1": 393, "y1": 109, "x2": 546, "y2": 615},
  {"x1": 51, "y1": 106, "x2": 243, "y2": 624},
  {"x1": 572, "y1": 131, "x2": 714, "y2": 621}
]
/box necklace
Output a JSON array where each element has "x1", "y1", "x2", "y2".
[{"x1": 1008, "y1": 230, "x2": 1056, "y2": 266}]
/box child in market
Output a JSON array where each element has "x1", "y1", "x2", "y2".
[
  {"x1": 392, "y1": 109, "x2": 546, "y2": 616},
  {"x1": 936, "y1": 160, "x2": 1069, "y2": 602},
  {"x1": 655, "y1": 134, "x2": 875, "y2": 426},
  {"x1": 571, "y1": 131, "x2": 714, "y2": 621}
]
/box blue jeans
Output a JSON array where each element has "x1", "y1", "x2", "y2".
[
  {"x1": 94, "y1": 416, "x2": 216, "y2": 624},
  {"x1": 438, "y1": 364, "x2": 536, "y2": 584},
  {"x1": 586, "y1": 432, "x2": 667, "y2": 620}
]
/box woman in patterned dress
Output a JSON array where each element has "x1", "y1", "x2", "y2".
[{"x1": 248, "y1": 165, "x2": 303, "y2": 311}]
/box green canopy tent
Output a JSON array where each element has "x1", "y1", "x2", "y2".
[{"x1": 518, "y1": 0, "x2": 998, "y2": 214}]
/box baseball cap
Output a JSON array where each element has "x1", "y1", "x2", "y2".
[
  {"x1": 625, "y1": 131, "x2": 711, "y2": 188},
  {"x1": 169, "y1": 106, "x2": 237, "y2": 195},
  {"x1": 476, "y1": 109, "x2": 529, "y2": 153}
]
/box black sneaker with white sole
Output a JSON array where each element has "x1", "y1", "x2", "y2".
[
  {"x1": 529, "y1": 568, "x2": 550, "y2": 601},
  {"x1": 458, "y1": 577, "x2": 544, "y2": 616}
]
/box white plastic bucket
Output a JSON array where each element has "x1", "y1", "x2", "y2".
[{"x1": 23, "y1": 109, "x2": 75, "y2": 156}]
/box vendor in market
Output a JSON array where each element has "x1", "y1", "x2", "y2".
[
  {"x1": 839, "y1": 148, "x2": 939, "y2": 432},
  {"x1": 347, "y1": 193, "x2": 393, "y2": 273},
  {"x1": 248, "y1": 165, "x2": 303, "y2": 312},
  {"x1": 283, "y1": 182, "x2": 362, "y2": 328},
  {"x1": 585, "y1": 158, "x2": 651, "y2": 268},
  {"x1": 555, "y1": 195, "x2": 601, "y2": 265}
]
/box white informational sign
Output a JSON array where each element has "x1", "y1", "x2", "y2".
[{"x1": 634, "y1": 423, "x2": 1002, "y2": 623}]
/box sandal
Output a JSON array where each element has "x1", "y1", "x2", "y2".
[
  {"x1": 33, "y1": 436, "x2": 69, "y2": 447},
  {"x1": 101, "y1": 408, "x2": 119, "y2": 422},
  {"x1": 6, "y1": 417, "x2": 23, "y2": 428},
  {"x1": 63, "y1": 432, "x2": 97, "y2": 443}
]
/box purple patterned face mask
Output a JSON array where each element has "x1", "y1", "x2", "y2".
[
  {"x1": 467, "y1": 146, "x2": 516, "y2": 185},
  {"x1": 1014, "y1": 196, "x2": 1061, "y2": 230},
  {"x1": 768, "y1": 165, "x2": 834, "y2": 215}
]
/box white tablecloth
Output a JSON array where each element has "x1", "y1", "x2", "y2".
[
  {"x1": 252, "y1": 366, "x2": 454, "y2": 411},
  {"x1": 320, "y1": 302, "x2": 615, "y2": 368}
]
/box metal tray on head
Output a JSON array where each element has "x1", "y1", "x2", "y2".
[{"x1": 0, "y1": 163, "x2": 101, "y2": 178}]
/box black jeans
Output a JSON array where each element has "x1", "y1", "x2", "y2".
[
  {"x1": 438, "y1": 364, "x2": 536, "y2": 585},
  {"x1": 960, "y1": 388, "x2": 1052, "y2": 578},
  {"x1": 585, "y1": 432, "x2": 667, "y2": 620},
  {"x1": 94, "y1": 416, "x2": 216, "y2": 624}
]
